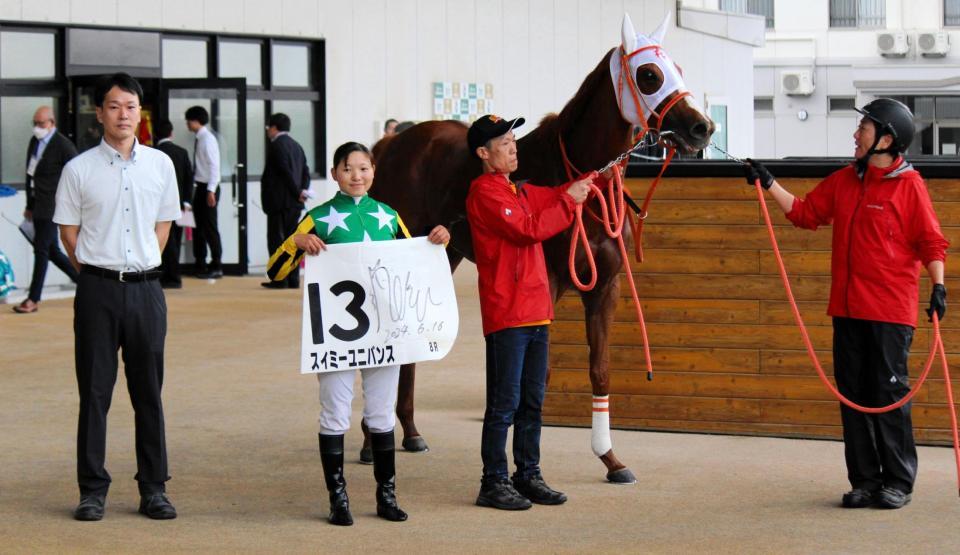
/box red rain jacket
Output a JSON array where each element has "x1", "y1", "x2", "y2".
[
  {"x1": 786, "y1": 158, "x2": 948, "y2": 327},
  {"x1": 466, "y1": 172, "x2": 576, "y2": 335}
]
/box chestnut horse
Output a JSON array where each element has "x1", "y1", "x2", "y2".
[{"x1": 366, "y1": 14, "x2": 714, "y2": 482}]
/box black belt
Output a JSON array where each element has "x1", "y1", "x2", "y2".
[{"x1": 82, "y1": 265, "x2": 161, "y2": 282}]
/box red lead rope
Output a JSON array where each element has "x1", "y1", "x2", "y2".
[
  {"x1": 753, "y1": 177, "x2": 960, "y2": 496},
  {"x1": 560, "y1": 138, "x2": 676, "y2": 381}
]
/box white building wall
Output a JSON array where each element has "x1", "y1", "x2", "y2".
[
  {"x1": 0, "y1": 0, "x2": 755, "y2": 292},
  {"x1": 747, "y1": 0, "x2": 960, "y2": 158}
]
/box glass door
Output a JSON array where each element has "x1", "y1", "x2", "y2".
[{"x1": 159, "y1": 78, "x2": 248, "y2": 274}]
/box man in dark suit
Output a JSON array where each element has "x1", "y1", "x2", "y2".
[
  {"x1": 14, "y1": 106, "x2": 79, "y2": 314},
  {"x1": 260, "y1": 112, "x2": 311, "y2": 289},
  {"x1": 154, "y1": 120, "x2": 194, "y2": 289}
]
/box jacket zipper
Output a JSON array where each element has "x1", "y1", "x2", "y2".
[{"x1": 845, "y1": 181, "x2": 867, "y2": 316}]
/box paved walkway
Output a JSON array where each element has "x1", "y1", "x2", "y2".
[{"x1": 0, "y1": 270, "x2": 957, "y2": 553}]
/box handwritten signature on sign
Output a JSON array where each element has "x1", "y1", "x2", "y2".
[{"x1": 367, "y1": 258, "x2": 444, "y2": 343}]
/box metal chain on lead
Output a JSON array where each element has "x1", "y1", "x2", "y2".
[
  {"x1": 706, "y1": 141, "x2": 747, "y2": 164},
  {"x1": 596, "y1": 129, "x2": 662, "y2": 175}
]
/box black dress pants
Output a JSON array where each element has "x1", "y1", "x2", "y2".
[
  {"x1": 160, "y1": 222, "x2": 183, "y2": 285},
  {"x1": 833, "y1": 317, "x2": 917, "y2": 493},
  {"x1": 192, "y1": 184, "x2": 222, "y2": 271},
  {"x1": 74, "y1": 271, "x2": 169, "y2": 496},
  {"x1": 266, "y1": 207, "x2": 302, "y2": 287},
  {"x1": 28, "y1": 217, "x2": 79, "y2": 302}
]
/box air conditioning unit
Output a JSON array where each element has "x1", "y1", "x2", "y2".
[
  {"x1": 877, "y1": 31, "x2": 910, "y2": 57},
  {"x1": 917, "y1": 31, "x2": 950, "y2": 57},
  {"x1": 781, "y1": 70, "x2": 815, "y2": 96}
]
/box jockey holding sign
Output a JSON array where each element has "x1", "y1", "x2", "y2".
[{"x1": 268, "y1": 141, "x2": 449, "y2": 526}]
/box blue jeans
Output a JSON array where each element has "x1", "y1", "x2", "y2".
[{"x1": 480, "y1": 325, "x2": 549, "y2": 484}]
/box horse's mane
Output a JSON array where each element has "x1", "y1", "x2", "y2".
[{"x1": 534, "y1": 49, "x2": 615, "y2": 136}]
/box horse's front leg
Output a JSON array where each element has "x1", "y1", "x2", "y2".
[
  {"x1": 582, "y1": 276, "x2": 637, "y2": 485},
  {"x1": 396, "y1": 363, "x2": 428, "y2": 451}
]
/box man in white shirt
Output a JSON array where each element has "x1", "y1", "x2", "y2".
[
  {"x1": 185, "y1": 106, "x2": 223, "y2": 279},
  {"x1": 55, "y1": 73, "x2": 181, "y2": 522}
]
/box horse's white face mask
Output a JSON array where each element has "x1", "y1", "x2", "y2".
[{"x1": 610, "y1": 12, "x2": 690, "y2": 130}]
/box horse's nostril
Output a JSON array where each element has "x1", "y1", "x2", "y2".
[{"x1": 690, "y1": 122, "x2": 709, "y2": 140}]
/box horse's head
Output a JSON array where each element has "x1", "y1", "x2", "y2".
[{"x1": 612, "y1": 13, "x2": 714, "y2": 153}]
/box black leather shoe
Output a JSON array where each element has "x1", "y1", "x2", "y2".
[
  {"x1": 841, "y1": 488, "x2": 876, "y2": 508},
  {"x1": 876, "y1": 487, "x2": 911, "y2": 509},
  {"x1": 260, "y1": 281, "x2": 286, "y2": 289},
  {"x1": 74, "y1": 494, "x2": 105, "y2": 521},
  {"x1": 138, "y1": 492, "x2": 177, "y2": 520},
  {"x1": 476, "y1": 479, "x2": 532, "y2": 510},
  {"x1": 513, "y1": 474, "x2": 567, "y2": 505},
  {"x1": 198, "y1": 268, "x2": 223, "y2": 279},
  {"x1": 359, "y1": 446, "x2": 373, "y2": 465}
]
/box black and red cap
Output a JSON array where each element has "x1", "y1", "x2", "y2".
[{"x1": 467, "y1": 114, "x2": 525, "y2": 156}]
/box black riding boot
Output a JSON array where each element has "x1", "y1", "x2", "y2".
[
  {"x1": 318, "y1": 434, "x2": 353, "y2": 526},
  {"x1": 371, "y1": 430, "x2": 408, "y2": 522}
]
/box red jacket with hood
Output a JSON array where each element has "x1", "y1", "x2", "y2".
[
  {"x1": 466, "y1": 172, "x2": 576, "y2": 335},
  {"x1": 786, "y1": 158, "x2": 948, "y2": 328}
]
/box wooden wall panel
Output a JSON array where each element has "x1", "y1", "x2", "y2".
[{"x1": 546, "y1": 176, "x2": 960, "y2": 445}]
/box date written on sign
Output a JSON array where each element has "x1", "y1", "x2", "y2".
[{"x1": 299, "y1": 238, "x2": 459, "y2": 374}]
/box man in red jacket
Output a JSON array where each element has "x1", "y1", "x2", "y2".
[
  {"x1": 745, "y1": 98, "x2": 948, "y2": 510},
  {"x1": 466, "y1": 115, "x2": 593, "y2": 511}
]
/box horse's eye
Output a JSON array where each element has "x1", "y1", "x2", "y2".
[{"x1": 642, "y1": 70, "x2": 656, "y2": 81}]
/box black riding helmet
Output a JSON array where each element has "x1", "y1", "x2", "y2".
[{"x1": 854, "y1": 98, "x2": 915, "y2": 156}]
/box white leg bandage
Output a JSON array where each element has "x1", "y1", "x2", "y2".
[{"x1": 591, "y1": 395, "x2": 612, "y2": 457}]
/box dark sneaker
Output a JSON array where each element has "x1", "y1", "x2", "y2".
[
  {"x1": 198, "y1": 268, "x2": 223, "y2": 279},
  {"x1": 876, "y1": 487, "x2": 911, "y2": 509},
  {"x1": 513, "y1": 474, "x2": 567, "y2": 505},
  {"x1": 138, "y1": 492, "x2": 177, "y2": 520},
  {"x1": 841, "y1": 488, "x2": 877, "y2": 508},
  {"x1": 73, "y1": 494, "x2": 105, "y2": 521},
  {"x1": 476, "y1": 480, "x2": 532, "y2": 510}
]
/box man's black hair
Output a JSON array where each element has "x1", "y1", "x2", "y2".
[
  {"x1": 185, "y1": 106, "x2": 210, "y2": 126},
  {"x1": 384, "y1": 118, "x2": 399, "y2": 131},
  {"x1": 268, "y1": 113, "x2": 291, "y2": 132},
  {"x1": 94, "y1": 72, "x2": 143, "y2": 107},
  {"x1": 155, "y1": 119, "x2": 174, "y2": 141}
]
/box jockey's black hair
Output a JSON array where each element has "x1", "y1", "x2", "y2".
[{"x1": 332, "y1": 141, "x2": 373, "y2": 169}]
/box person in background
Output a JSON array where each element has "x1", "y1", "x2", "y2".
[
  {"x1": 154, "y1": 119, "x2": 194, "y2": 289},
  {"x1": 13, "y1": 105, "x2": 79, "y2": 314},
  {"x1": 260, "y1": 112, "x2": 311, "y2": 290},
  {"x1": 185, "y1": 106, "x2": 223, "y2": 279},
  {"x1": 383, "y1": 118, "x2": 398, "y2": 138},
  {"x1": 744, "y1": 98, "x2": 948, "y2": 510}
]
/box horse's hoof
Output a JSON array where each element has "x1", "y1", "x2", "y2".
[
  {"x1": 359, "y1": 446, "x2": 373, "y2": 465},
  {"x1": 606, "y1": 468, "x2": 637, "y2": 484},
  {"x1": 401, "y1": 436, "x2": 429, "y2": 453}
]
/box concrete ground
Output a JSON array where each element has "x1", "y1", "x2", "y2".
[{"x1": 1, "y1": 266, "x2": 958, "y2": 554}]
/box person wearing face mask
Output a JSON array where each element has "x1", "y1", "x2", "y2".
[
  {"x1": 267, "y1": 141, "x2": 450, "y2": 526},
  {"x1": 743, "y1": 98, "x2": 948, "y2": 510},
  {"x1": 13, "y1": 106, "x2": 80, "y2": 314}
]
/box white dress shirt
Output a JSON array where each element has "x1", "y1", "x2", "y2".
[
  {"x1": 53, "y1": 140, "x2": 181, "y2": 272},
  {"x1": 193, "y1": 125, "x2": 221, "y2": 192}
]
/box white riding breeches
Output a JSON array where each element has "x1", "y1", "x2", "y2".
[{"x1": 317, "y1": 364, "x2": 400, "y2": 435}]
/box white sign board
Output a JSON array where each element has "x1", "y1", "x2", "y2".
[{"x1": 300, "y1": 237, "x2": 459, "y2": 374}]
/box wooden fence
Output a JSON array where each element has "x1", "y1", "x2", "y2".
[{"x1": 544, "y1": 176, "x2": 960, "y2": 444}]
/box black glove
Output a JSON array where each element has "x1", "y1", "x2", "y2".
[
  {"x1": 743, "y1": 158, "x2": 775, "y2": 190},
  {"x1": 927, "y1": 283, "x2": 947, "y2": 322}
]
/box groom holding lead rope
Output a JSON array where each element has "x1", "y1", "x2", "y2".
[{"x1": 744, "y1": 98, "x2": 948, "y2": 510}]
